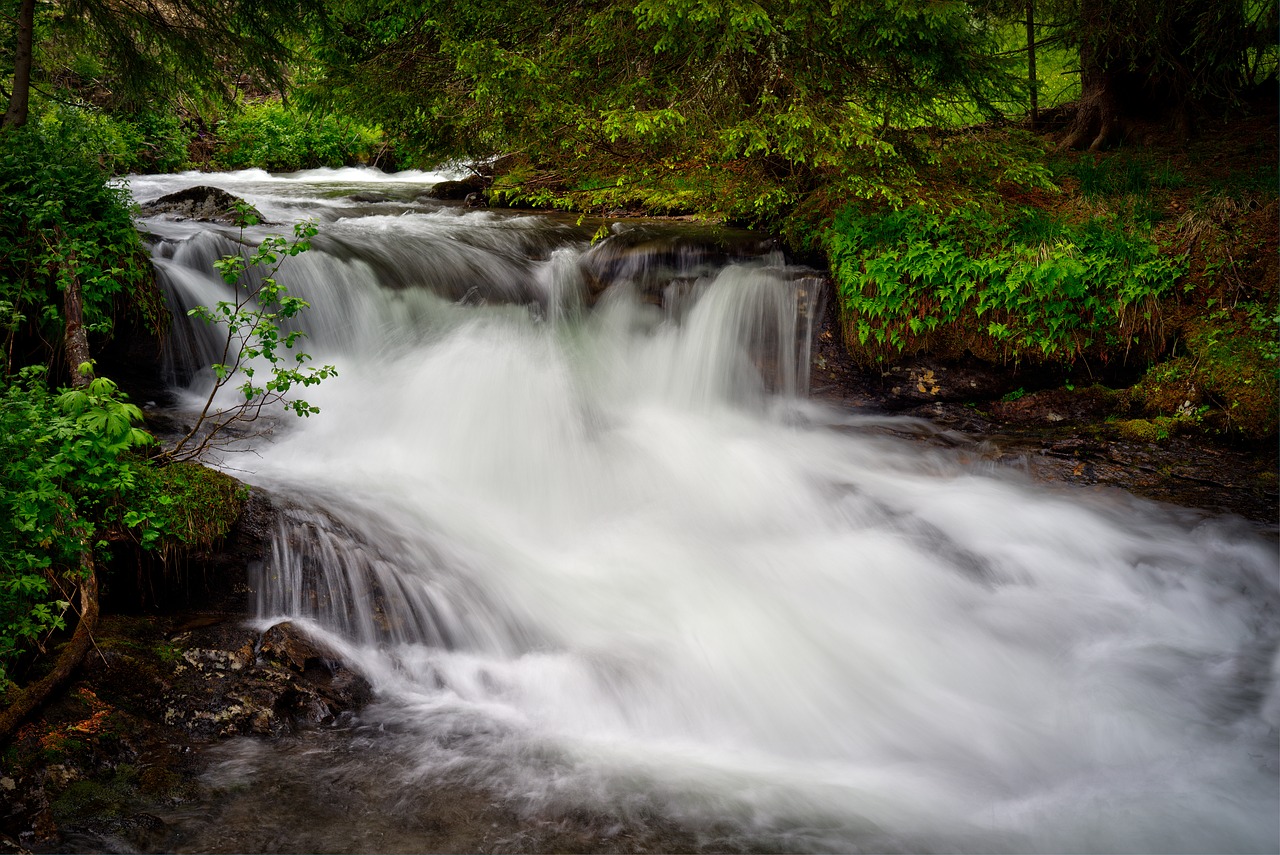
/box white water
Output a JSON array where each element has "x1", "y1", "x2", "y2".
[{"x1": 135, "y1": 169, "x2": 1280, "y2": 853}]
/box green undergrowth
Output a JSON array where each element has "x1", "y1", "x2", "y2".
[
  {"x1": 0, "y1": 120, "x2": 161, "y2": 373},
  {"x1": 122, "y1": 462, "x2": 248, "y2": 553},
  {"x1": 33, "y1": 104, "x2": 194, "y2": 175},
  {"x1": 214, "y1": 100, "x2": 387, "y2": 172},
  {"x1": 826, "y1": 203, "x2": 1184, "y2": 365},
  {"x1": 0, "y1": 368, "x2": 247, "y2": 691},
  {"x1": 1129, "y1": 303, "x2": 1278, "y2": 440}
]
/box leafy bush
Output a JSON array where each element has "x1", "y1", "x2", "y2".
[
  {"x1": 0, "y1": 122, "x2": 156, "y2": 373},
  {"x1": 826, "y1": 204, "x2": 1186, "y2": 364},
  {"x1": 215, "y1": 101, "x2": 384, "y2": 171},
  {"x1": 32, "y1": 105, "x2": 191, "y2": 175},
  {"x1": 0, "y1": 369, "x2": 150, "y2": 689},
  {"x1": 116, "y1": 110, "x2": 194, "y2": 173}
]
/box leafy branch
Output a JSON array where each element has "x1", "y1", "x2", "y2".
[{"x1": 167, "y1": 207, "x2": 336, "y2": 462}]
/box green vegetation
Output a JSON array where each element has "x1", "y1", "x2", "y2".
[
  {"x1": 307, "y1": 0, "x2": 1024, "y2": 219},
  {"x1": 827, "y1": 203, "x2": 1184, "y2": 364},
  {"x1": 172, "y1": 210, "x2": 336, "y2": 461},
  {"x1": 214, "y1": 101, "x2": 386, "y2": 171},
  {"x1": 122, "y1": 463, "x2": 248, "y2": 553},
  {"x1": 0, "y1": 369, "x2": 150, "y2": 690},
  {"x1": 1, "y1": 0, "x2": 1276, "y2": 730},
  {"x1": 0, "y1": 119, "x2": 157, "y2": 372}
]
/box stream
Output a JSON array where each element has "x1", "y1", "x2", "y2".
[{"x1": 130, "y1": 168, "x2": 1279, "y2": 853}]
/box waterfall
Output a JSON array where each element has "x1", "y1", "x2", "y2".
[{"x1": 136, "y1": 170, "x2": 1279, "y2": 854}]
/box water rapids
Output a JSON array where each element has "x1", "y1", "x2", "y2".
[{"x1": 132, "y1": 168, "x2": 1279, "y2": 853}]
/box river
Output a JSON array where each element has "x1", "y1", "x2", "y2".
[{"x1": 129, "y1": 168, "x2": 1279, "y2": 853}]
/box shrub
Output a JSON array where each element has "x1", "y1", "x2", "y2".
[
  {"x1": 826, "y1": 203, "x2": 1186, "y2": 365},
  {"x1": 0, "y1": 369, "x2": 150, "y2": 689},
  {"x1": 214, "y1": 101, "x2": 384, "y2": 171},
  {"x1": 0, "y1": 121, "x2": 157, "y2": 374}
]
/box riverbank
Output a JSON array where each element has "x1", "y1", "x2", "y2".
[{"x1": 3, "y1": 150, "x2": 1276, "y2": 853}]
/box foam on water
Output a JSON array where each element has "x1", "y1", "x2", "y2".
[{"x1": 140, "y1": 172, "x2": 1280, "y2": 853}]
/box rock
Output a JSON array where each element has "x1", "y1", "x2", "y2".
[
  {"x1": 347, "y1": 191, "x2": 391, "y2": 203},
  {"x1": 137, "y1": 186, "x2": 266, "y2": 226},
  {"x1": 155, "y1": 621, "x2": 373, "y2": 738},
  {"x1": 426, "y1": 176, "x2": 486, "y2": 200},
  {"x1": 877, "y1": 359, "x2": 1018, "y2": 407},
  {"x1": 989, "y1": 387, "x2": 1118, "y2": 425}
]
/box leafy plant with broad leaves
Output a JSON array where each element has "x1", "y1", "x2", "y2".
[
  {"x1": 168, "y1": 206, "x2": 336, "y2": 461},
  {"x1": 0, "y1": 367, "x2": 151, "y2": 690},
  {"x1": 827, "y1": 203, "x2": 1186, "y2": 365}
]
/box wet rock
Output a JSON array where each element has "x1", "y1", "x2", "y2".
[
  {"x1": 136, "y1": 186, "x2": 266, "y2": 226},
  {"x1": 988, "y1": 386, "x2": 1119, "y2": 425},
  {"x1": 158, "y1": 621, "x2": 372, "y2": 738},
  {"x1": 426, "y1": 176, "x2": 486, "y2": 200},
  {"x1": 347, "y1": 191, "x2": 391, "y2": 203},
  {"x1": 877, "y1": 359, "x2": 1018, "y2": 407}
]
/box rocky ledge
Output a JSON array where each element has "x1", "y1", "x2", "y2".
[{"x1": 0, "y1": 616, "x2": 371, "y2": 853}]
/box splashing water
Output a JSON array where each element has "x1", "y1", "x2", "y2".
[{"x1": 136, "y1": 170, "x2": 1279, "y2": 853}]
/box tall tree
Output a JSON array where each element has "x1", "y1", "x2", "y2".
[
  {"x1": 1054, "y1": 0, "x2": 1275, "y2": 150},
  {"x1": 305, "y1": 0, "x2": 1022, "y2": 216}
]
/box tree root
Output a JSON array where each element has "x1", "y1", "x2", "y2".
[{"x1": 0, "y1": 566, "x2": 99, "y2": 744}]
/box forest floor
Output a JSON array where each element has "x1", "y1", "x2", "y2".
[{"x1": 808, "y1": 102, "x2": 1277, "y2": 527}]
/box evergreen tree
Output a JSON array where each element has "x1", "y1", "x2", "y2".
[
  {"x1": 1, "y1": 0, "x2": 311, "y2": 128},
  {"x1": 305, "y1": 0, "x2": 1022, "y2": 216}
]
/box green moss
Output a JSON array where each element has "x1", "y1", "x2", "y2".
[
  {"x1": 1112, "y1": 417, "x2": 1182, "y2": 443},
  {"x1": 1184, "y1": 308, "x2": 1278, "y2": 439},
  {"x1": 1131, "y1": 304, "x2": 1278, "y2": 441},
  {"x1": 51, "y1": 766, "x2": 140, "y2": 822},
  {"x1": 124, "y1": 462, "x2": 247, "y2": 551}
]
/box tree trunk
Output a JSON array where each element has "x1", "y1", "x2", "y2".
[
  {"x1": 0, "y1": 562, "x2": 99, "y2": 743},
  {"x1": 62, "y1": 259, "x2": 93, "y2": 389},
  {"x1": 1059, "y1": 0, "x2": 1127, "y2": 151},
  {"x1": 1, "y1": 0, "x2": 37, "y2": 129},
  {"x1": 1060, "y1": 66, "x2": 1124, "y2": 151},
  {"x1": 1026, "y1": 0, "x2": 1038, "y2": 128}
]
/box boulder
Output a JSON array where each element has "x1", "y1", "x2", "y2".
[
  {"x1": 426, "y1": 176, "x2": 486, "y2": 200},
  {"x1": 137, "y1": 186, "x2": 266, "y2": 226},
  {"x1": 155, "y1": 620, "x2": 374, "y2": 738}
]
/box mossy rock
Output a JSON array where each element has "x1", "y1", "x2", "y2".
[
  {"x1": 1111, "y1": 417, "x2": 1181, "y2": 443},
  {"x1": 127, "y1": 463, "x2": 248, "y2": 551},
  {"x1": 1131, "y1": 306, "x2": 1277, "y2": 441}
]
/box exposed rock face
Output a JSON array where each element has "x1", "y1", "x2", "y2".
[
  {"x1": 137, "y1": 186, "x2": 266, "y2": 226},
  {"x1": 156, "y1": 620, "x2": 374, "y2": 738}
]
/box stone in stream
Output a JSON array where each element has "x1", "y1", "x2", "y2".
[{"x1": 137, "y1": 186, "x2": 266, "y2": 226}]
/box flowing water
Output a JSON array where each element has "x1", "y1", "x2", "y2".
[{"x1": 131, "y1": 169, "x2": 1279, "y2": 853}]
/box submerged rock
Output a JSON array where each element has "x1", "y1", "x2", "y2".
[{"x1": 137, "y1": 186, "x2": 266, "y2": 226}]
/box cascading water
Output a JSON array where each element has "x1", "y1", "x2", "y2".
[{"x1": 134, "y1": 169, "x2": 1278, "y2": 853}]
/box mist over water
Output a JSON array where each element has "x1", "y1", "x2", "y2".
[{"x1": 136, "y1": 170, "x2": 1279, "y2": 853}]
